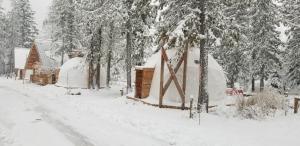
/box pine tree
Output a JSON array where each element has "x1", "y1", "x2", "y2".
[
  {"x1": 10, "y1": 0, "x2": 38, "y2": 48},
  {"x1": 156, "y1": 0, "x2": 225, "y2": 111},
  {"x1": 248, "y1": 0, "x2": 282, "y2": 92},
  {"x1": 48, "y1": 0, "x2": 79, "y2": 65},
  {"x1": 123, "y1": 0, "x2": 156, "y2": 91},
  {"x1": 213, "y1": 0, "x2": 251, "y2": 88},
  {"x1": 0, "y1": 5, "x2": 6, "y2": 73},
  {"x1": 283, "y1": 1, "x2": 300, "y2": 88}
]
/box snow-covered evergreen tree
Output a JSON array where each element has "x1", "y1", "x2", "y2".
[
  {"x1": 213, "y1": 0, "x2": 251, "y2": 88},
  {"x1": 47, "y1": 0, "x2": 79, "y2": 65},
  {"x1": 156, "y1": 0, "x2": 225, "y2": 110},
  {"x1": 248, "y1": 0, "x2": 282, "y2": 92},
  {"x1": 283, "y1": 0, "x2": 300, "y2": 88},
  {"x1": 0, "y1": 5, "x2": 6, "y2": 73},
  {"x1": 10, "y1": 0, "x2": 38, "y2": 48}
]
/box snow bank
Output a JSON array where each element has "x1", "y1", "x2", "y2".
[
  {"x1": 146, "y1": 48, "x2": 227, "y2": 105},
  {"x1": 56, "y1": 57, "x2": 106, "y2": 89}
]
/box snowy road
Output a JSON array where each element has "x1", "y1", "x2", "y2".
[
  {"x1": 0, "y1": 84, "x2": 97, "y2": 146},
  {"x1": 1, "y1": 78, "x2": 300, "y2": 146},
  {"x1": 0, "y1": 85, "x2": 75, "y2": 146},
  {"x1": 0, "y1": 81, "x2": 169, "y2": 146}
]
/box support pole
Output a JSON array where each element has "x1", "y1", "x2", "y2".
[
  {"x1": 159, "y1": 48, "x2": 165, "y2": 108},
  {"x1": 294, "y1": 98, "x2": 299, "y2": 114},
  {"x1": 182, "y1": 41, "x2": 188, "y2": 109}
]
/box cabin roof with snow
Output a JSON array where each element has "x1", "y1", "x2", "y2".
[
  {"x1": 25, "y1": 44, "x2": 59, "y2": 70},
  {"x1": 14, "y1": 48, "x2": 31, "y2": 69}
]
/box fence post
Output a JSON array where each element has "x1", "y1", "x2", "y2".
[{"x1": 294, "y1": 98, "x2": 299, "y2": 114}]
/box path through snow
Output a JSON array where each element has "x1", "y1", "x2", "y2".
[{"x1": 1, "y1": 78, "x2": 300, "y2": 146}]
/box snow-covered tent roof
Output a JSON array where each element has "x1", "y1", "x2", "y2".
[
  {"x1": 14, "y1": 48, "x2": 30, "y2": 69},
  {"x1": 56, "y1": 57, "x2": 106, "y2": 88},
  {"x1": 144, "y1": 48, "x2": 227, "y2": 105}
]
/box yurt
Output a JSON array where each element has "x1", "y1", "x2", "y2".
[
  {"x1": 56, "y1": 57, "x2": 106, "y2": 88},
  {"x1": 144, "y1": 48, "x2": 227, "y2": 105}
]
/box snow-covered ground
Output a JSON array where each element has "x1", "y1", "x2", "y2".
[{"x1": 0, "y1": 77, "x2": 300, "y2": 146}]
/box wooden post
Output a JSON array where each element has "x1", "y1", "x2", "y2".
[
  {"x1": 294, "y1": 98, "x2": 300, "y2": 114},
  {"x1": 182, "y1": 41, "x2": 188, "y2": 108},
  {"x1": 159, "y1": 48, "x2": 165, "y2": 108}
]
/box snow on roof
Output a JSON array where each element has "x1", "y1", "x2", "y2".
[
  {"x1": 14, "y1": 48, "x2": 30, "y2": 69},
  {"x1": 37, "y1": 48, "x2": 59, "y2": 70}
]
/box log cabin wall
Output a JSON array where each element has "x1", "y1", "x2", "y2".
[
  {"x1": 26, "y1": 45, "x2": 40, "y2": 70},
  {"x1": 26, "y1": 44, "x2": 59, "y2": 85}
]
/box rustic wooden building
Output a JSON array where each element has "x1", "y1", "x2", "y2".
[
  {"x1": 25, "y1": 44, "x2": 59, "y2": 85},
  {"x1": 14, "y1": 44, "x2": 59, "y2": 85}
]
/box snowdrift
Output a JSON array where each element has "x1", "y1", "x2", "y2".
[
  {"x1": 144, "y1": 48, "x2": 227, "y2": 105},
  {"x1": 56, "y1": 57, "x2": 106, "y2": 88}
]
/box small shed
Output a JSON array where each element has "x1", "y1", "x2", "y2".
[{"x1": 135, "y1": 67, "x2": 155, "y2": 98}]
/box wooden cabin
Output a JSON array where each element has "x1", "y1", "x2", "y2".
[
  {"x1": 26, "y1": 44, "x2": 59, "y2": 85},
  {"x1": 14, "y1": 43, "x2": 59, "y2": 85}
]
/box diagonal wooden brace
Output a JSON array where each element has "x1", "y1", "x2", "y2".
[
  {"x1": 161, "y1": 49, "x2": 186, "y2": 108},
  {"x1": 162, "y1": 54, "x2": 184, "y2": 95}
]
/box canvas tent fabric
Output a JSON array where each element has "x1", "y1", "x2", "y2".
[
  {"x1": 144, "y1": 48, "x2": 227, "y2": 105},
  {"x1": 14, "y1": 48, "x2": 31, "y2": 69},
  {"x1": 56, "y1": 57, "x2": 106, "y2": 88}
]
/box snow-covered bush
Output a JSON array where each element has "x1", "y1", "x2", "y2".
[{"x1": 236, "y1": 90, "x2": 285, "y2": 120}]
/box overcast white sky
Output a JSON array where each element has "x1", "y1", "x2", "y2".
[{"x1": 1, "y1": 0, "x2": 52, "y2": 31}]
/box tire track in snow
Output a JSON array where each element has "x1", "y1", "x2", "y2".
[
  {"x1": 35, "y1": 106, "x2": 96, "y2": 146},
  {"x1": 0, "y1": 85, "x2": 95, "y2": 146}
]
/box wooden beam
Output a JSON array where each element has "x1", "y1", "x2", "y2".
[
  {"x1": 159, "y1": 48, "x2": 165, "y2": 108},
  {"x1": 161, "y1": 48, "x2": 186, "y2": 109},
  {"x1": 182, "y1": 41, "x2": 188, "y2": 95},
  {"x1": 162, "y1": 54, "x2": 184, "y2": 95}
]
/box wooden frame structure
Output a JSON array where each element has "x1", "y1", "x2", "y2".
[{"x1": 159, "y1": 41, "x2": 189, "y2": 110}]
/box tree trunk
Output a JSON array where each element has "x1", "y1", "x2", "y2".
[
  {"x1": 60, "y1": 51, "x2": 64, "y2": 66},
  {"x1": 88, "y1": 61, "x2": 95, "y2": 89},
  {"x1": 197, "y1": 0, "x2": 209, "y2": 113},
  {"x1": 126, "y1": 19, "x2": 132, "y2": 92},
  {"x1": 229, "y1": 77, "x2": 235, "y2": 88},
  {"x1": 260, "y1": 64, "x2": 265, "y2": 92},
  {"x1": 138, "y1": 37, "x2": 145, "y2": 66},
  {"x1": 106, "y1": 21, "x2": 114, "y2": 87},
  {"x1": 96, "y1": 59, "x2": 101, "y2": 89},
  {"x1": 251, "y1": 76, "x2": 255, "y2": 92},
  {"x1": 251, "y1": 50, "x2": 256, "y2": 92}
]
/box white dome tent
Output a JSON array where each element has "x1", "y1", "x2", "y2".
[
  {"x1": 144, "y1": 48, "x2": 227, "y2": 106},
  {"x1": 56, "y1": 57, "x2": 106, "y2": 88}
]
